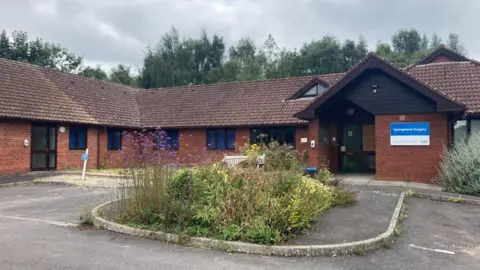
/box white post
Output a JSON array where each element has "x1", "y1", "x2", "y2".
[{"x1": 82, "y1": 148, "x2": 89, "y2": 181}]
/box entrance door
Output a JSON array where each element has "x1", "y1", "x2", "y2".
[
  {"x1": 31, "y1": 125, "x2": 57, "y2": 171},
  {"x1": 340, "y1": 124, "x2": 363, "y2": 173}
]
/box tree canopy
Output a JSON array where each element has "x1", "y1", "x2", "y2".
[
  {"x1": 0, "y1": 30, "x2": 83, "y2": 73},
  {"x1": 0, "y1": 28, "x2": 469, "y2": 88}
]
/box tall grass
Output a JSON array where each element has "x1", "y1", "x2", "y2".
[{"x1": 111, "y1": 131, "x2": 355, "y2": 244}]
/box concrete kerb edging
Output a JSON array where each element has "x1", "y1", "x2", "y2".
[
  {"x1": 411, "y1": 191, "x2": 480, "y2": 205},
  {"x1": 91, "y1": 192, "x2": 406, "y2": 257}
]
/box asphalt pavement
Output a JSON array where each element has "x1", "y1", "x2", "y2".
[{"x1": 0, "y1": 184, "x2": 478, "y2": 269}]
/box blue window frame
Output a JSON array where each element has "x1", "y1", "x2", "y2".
[
  {"x1": 107, "y1": 129, "x2": 122, "y2": 150},
  {"x1": 155, "y1": 129, "x2": 179, "y2": 150},
  {"x1": 69, "y1": 126, "x2": 87, "y2": 150},
  {"x1": 206, "y1": 129, "x2": 235, "y2": 150}
]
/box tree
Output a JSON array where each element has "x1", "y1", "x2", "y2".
[
  {"x1": 0, "y1": 29, "x2": 83, "y2": 72},
  {"x1": 376, "y1": 42, "x2": 392, "y2": 56},
  {"x1": 430, "y1": 34, "x2": 442, "y2": 49},
  {"x1": 11, "y1": 31, "x2": 29, "y2": 61},
  {"x1": 420, "y1": 34, "x2": 429, "y2": 50},
  {"x1": 342, "y1": 36, "x2": 367, "y2": 69},
  {"x1": 79, "y1": 65, "x2": 108, "y2": 80},
  {"x1": 298, "y1": 36, "x2": 344, "y2": 75},
  {"x1": 447, "y1": 33, "x2": 467, "y2": 55},
  {"x1": 392, "y1": 29, "x2": 422, "y2": 54},
  {"x1": 0, "y1": 30, "x2": 11, "y2": 58},
  {"x1": 109, "y1": 64, "x2": 136, "y2": 86}
]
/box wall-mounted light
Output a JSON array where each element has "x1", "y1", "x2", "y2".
[{"x1": 372, "y1": 84, "x2": 379, "y2": 93}]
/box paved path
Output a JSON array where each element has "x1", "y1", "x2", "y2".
[{"x1": 0, "y1": 184, "x2": 479, "y2": 269}]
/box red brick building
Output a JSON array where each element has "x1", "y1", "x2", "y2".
[{"x1": 1, "y1": 46, "x2": 479, "y2": 183}]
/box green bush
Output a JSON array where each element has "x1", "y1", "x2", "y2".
[
  {"x1": 115, "y1": 133, "x2": 356, "y2": 245},
  {"x1": 241, "y1": 141, "x2": 304, "y2": 172},
  {"x1": 117, "y1": 163, "x2": 347, "y2": 244},
  {"x1": 439, "y1": 134, "x2": 480, "y2": 196}
]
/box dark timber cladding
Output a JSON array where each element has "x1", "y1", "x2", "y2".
[
  {"x1": 295, "y1": 53, "x2": 465, "y2": 119},
  {"x1": 343, "y1": 69, "x2": 436, "y2": 115}
]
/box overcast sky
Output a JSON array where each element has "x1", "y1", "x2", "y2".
[{"x1": 1, "y1": 0, "x2": 479, "y2": 71}]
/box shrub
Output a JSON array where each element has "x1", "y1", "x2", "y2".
[
  {"x1": 439, "y1": 134, "x2": 480, "y2": 196},
  {"x1": 117, "y1": 163, "x2": 343, "y2": 244},
  {"x1": 240, "y1": 141, "x2": 304, "y2": 172},
  {"x1": 114, "y1": 130, "x2": 355, "y2": 245},
  {"x1": 78, "y1": 207, "x2": 94, "y2": 226}
]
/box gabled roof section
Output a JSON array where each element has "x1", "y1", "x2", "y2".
[
  {"x1": 417, "y1": 45, "x2": 470, "y2": 65},
  {"x1": 136, "y1": 74, "x2": 343, "y2": 128},
  {"x1": 295, "y1": 52, "x2": 465, "y2": 119},
  {"x1": 287, "y1": 77, "x2": 330, "y2": 100},
  {"x1": 407, "y1": 61, "x2": 480, "y2": 114},
  {"x1": 0, "y1": 57, "x2": 141, "y2": 127}
]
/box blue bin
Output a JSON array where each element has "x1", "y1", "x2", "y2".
[{"x1": 305, "y1": 167, "x2": 318, "y2": 176}]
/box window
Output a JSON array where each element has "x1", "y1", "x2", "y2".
[
  {"x1": 69, "y1": 126, "x2": 87, "y2": 150},
  {"x1": 251, "y1": 127, "x2": 295, "y2": 146},
  {"x1": 155, "y1": 129, "x2": 179, "y2": 150},
  {"x1": 319, "y1": 124, "x2": 329, "y2": 145},
  {"x1": 206, "y1": 129, "x2": 235, "y2": 150},
  {"x1": 299, "y1": 84, "x2": 325, "y2": 98},
  {"x1": 471, "y1": 120, "x2": 480, "y2": 135},
  {"x1": 453, "y1": 120, "x2": 467, "y2": 145},
  {"x1": 107, "y1": 129, "x2": 122, "y2": 150}
]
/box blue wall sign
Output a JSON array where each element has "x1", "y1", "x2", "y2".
[
  {"x1": 81, "y1": 154, "x2": 88, "y2": 161},
  {"x1": 390, "y1": 122, "x2": 430, "y2": 146}
]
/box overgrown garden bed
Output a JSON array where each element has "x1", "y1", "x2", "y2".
[{"x1": 110, "y1": 130, "x2": 355, "y2": 245}]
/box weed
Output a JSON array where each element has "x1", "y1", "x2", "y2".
[
  {"x1": 351, "y1": 247, "x2": 365, "y2": 256},
  {"x1": 406, "y1": 189, "x2": 417, "y2": 197},
  {"x1": 78, "y1": 207, "x2": 94, "y2": 226},
  {"x1": 394, "y1": 225, "x2": 403, "y2": 237},
  {"x1": 382, "y1": 239, "x2": 394, "y2": 249},
  {"x1": 448, "y1": 196, "x2": 465, "y2": 203}
]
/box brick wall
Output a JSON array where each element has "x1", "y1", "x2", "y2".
[
  {"x1": 0, "y1": 122, "x2": 312, "y2": 175},
  {"x1": 295, "y1": 126, "x2": 309, "y2": 157},
  {"x1": 57, "y1": 126, "x2": 99, "y2": 170},
  {"x1": 177, "y1": 128, "x2": 250, "y2": 164},
  {"x1": 375, "y1": 113, "x2": 448, "y2": 183},
  {"x1": 0, "y1": 120, "x2": 31, "y2": 175}
]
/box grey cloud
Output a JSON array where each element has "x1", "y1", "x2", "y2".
[{"x1": 0, "y1": 0, "x2": 479, "y2": 68}]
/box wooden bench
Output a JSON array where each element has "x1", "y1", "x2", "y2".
[{"x1": 223, "y1": 154, "x2": 265, "y2": 168}]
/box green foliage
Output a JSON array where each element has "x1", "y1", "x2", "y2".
[
  {"x1": 78, "y1": 207, "x2": 94, "y2": 226},
  {"x1": 79, "y1": 65, "x2": 108, "y2": 80},
  {"x1": 439, "y1": 134, "x2": 480, "y2": 196},
  {"x1": 139, "y1": 27, "x2": 226, "y2": 88},
  {"x1": 0, "y1": 29, "x2": 83, "y2": 72},
  {"x1": 118, "y1": 162, "x2": 351, "y2": 245},
  {"x1": 109, "y1": 64, "x2": 137, "y2": 86},
  {"x1": 138, "y1": 28, "x2": 471, "y2": 87},
  {"x1": 263, "y1": 141, "x2": 302, "y2": 172}
]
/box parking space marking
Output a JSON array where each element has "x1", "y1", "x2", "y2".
[
  {"x1": 0, "y1": 214, "x2": 77, "y2": 227},
  {"x1": 409, "y1": 244, "x2": 455, "y2": 255}
]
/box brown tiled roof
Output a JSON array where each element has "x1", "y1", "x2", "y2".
[
  {"x1": 137, "y1": 74, "x2": 343, "y2": 128},
  {"x1": 2, "y1": 49, "x2": 480, "y2": 129},
  {"x1": 0, "y1": 58, "x2": 140, "y2": 127},
  {"x1": 408, "y1": 61, "x2": 480, "y2": 114}
]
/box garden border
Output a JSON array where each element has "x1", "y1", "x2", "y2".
[
  {"x1": 91, "y1": 192, "x2": 406, "y2": 257},
  {"x1": 410, "y1": 191, "x2": 480, "y2": 205}
]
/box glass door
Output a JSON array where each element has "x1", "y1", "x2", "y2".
[
  {"x1": 31, "y1": 125, "x2": 56, "y2": 171},
  {"x1": 339, "y1": 124, "x2": 363, "y2": 173}
]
